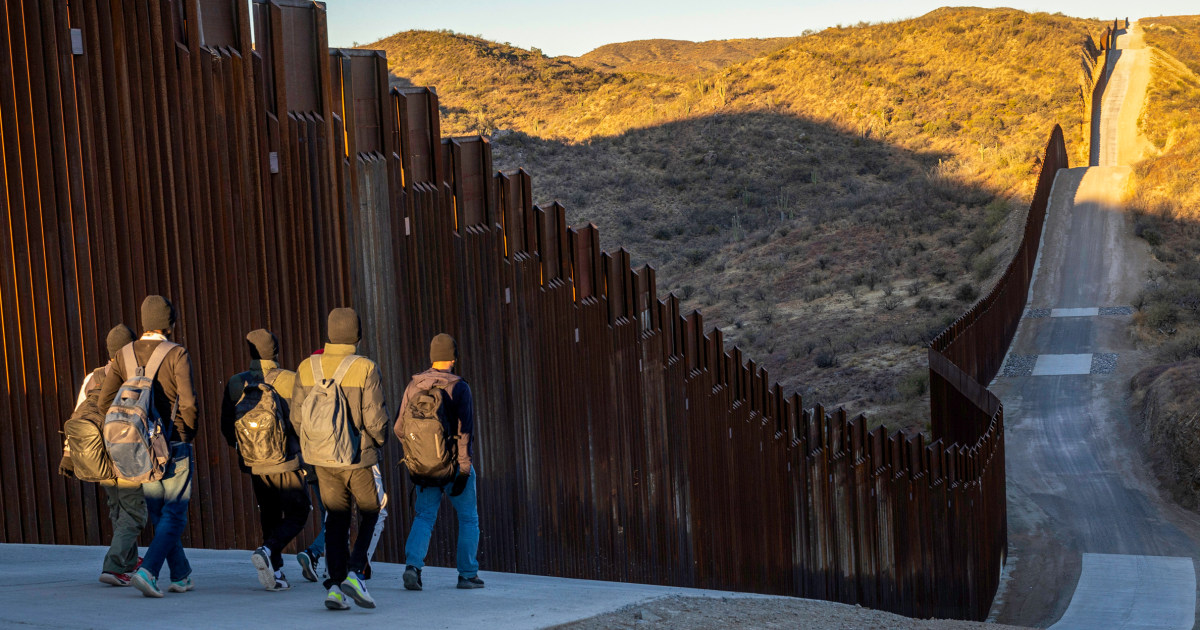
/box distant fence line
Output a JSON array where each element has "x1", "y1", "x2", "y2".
[{"x1": 1, "y1": 0, "x2": 1073, "y2": 620}]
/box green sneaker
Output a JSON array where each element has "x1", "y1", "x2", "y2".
[
  {"x1": 339, "y1": 574, "x2": 376, "y2": 609},
  {"x1": 131, "y1": 568, "x2": 163, "y2": 598},
  {"x1": 324, "y1": 588, "x2": 350, "y2": 610},
  {"x1": 167, "y1": 576, "x2": 194, "y2": 593}
]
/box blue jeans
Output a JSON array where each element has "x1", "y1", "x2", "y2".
[
  {"x1": 141, "y1": 442, "x2": 192, "y2": 582},
  {"x1": 306, "y1": 482, "x2": 326, "y2": 557},
  {"x1": 404, "y1": 467, "x2": 479, "y2": 578}
]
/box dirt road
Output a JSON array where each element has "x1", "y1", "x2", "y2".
[{"x1": 989, "y1": 25, "x2": 1200, "y2": 629}]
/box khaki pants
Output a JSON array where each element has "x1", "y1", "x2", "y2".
[{"x1": 102, "y1": 481, "x2": 147, "y2": 574}]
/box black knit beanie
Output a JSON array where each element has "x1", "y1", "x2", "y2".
[
  {"x1": 246, "y1": 329, "x2": 279, "y2": 361},
  {"x1": 106, "y1": 324, "x2": 135, "y2": 360},
  {"x1": 430, "y1": 333, "x2": 457, "y2": 363},
  {"x1": 140, "y1": 295, "x2": 176, "y2": 332},
  {"x1": 328, "y1": 308, "x2": 361, "y2": 345}
]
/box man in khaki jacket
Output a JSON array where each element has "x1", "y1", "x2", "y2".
[{"x1": 292, "y1": 308, "x2": 389, "y2": 611}]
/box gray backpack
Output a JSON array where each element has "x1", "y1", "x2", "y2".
[
  {"x1": 398, "y1": 377, "x2": 460, "y2": 488},
  {"x1": 298, "y1": 355, "x2": 361, "y2": 467},
  {"x1": 103, "y1": 343, "x2": 176, "y2": 483}
]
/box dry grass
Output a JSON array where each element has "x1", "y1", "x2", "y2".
[
  {"x1": 372, "y1": 10, "x2": 1106, "y2": 430},
  {"x1": 1127, "y1": 16, "x2": 1200, "y2": 359},
  {"x1": 565, "y1": 38, "x2": 803, "y2": 77}
]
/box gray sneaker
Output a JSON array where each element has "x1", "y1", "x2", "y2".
[{"x1": 457, "y1": 575, "x2": 485, "y2": 589}]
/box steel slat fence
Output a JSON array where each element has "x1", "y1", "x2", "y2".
[{"x1": 0, "y1": 0, "x2": 1075, "y2": 620}]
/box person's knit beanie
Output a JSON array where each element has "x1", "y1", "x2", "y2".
[
  {"x1": 430, "y1": 333, "x2": 457, "y2": 363},
  {"x1": 328, "y1": 308, "x2": 361, "y2": 345},
  {"x1": 106, "y1": 324, "x2": 135, "y2": 360},
  {"x1": 140, "y1": 295, "x2": 176, "y2": 332},
  {"x1": 246, "y1": 329, "x2": 279, "y2": 361}
]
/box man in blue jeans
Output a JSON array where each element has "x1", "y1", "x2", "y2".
[
  {"x1": 397, "y1": 334, "x2": 483, "y2": 590},
  {"x1": 92, "y1": 296, "x2": 199, "y2": 598}
]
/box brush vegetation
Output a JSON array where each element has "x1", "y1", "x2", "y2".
[
  {"x1": 373, "y1": 9, "x2": 1106, "y2": 429},
  {"x1": 1128, "y1": 16, "x2": 1200, "y2": 361},
  {"x1": 565, "y1": 38, "x2": 803, "y2": 77}
]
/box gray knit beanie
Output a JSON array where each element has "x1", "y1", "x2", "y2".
[
  {"x1": 430, "y1": 333, "x2": 457, "y2": 363},
  {"x1": 327, "y1": 308, "x2": 361, "y2": 345},
  {"x1": 106, "y1": 324, "x2": 135, "y2": 360},
  {"x1": 140, "y1": 295, "x2": 176, "y2": 332},
  {"x1": 246, "y1": 329, "x2": 279, "y2": 361}
]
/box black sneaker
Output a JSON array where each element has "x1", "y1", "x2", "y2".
[
  {"x1": 457, "y1": 575, "x2": 485, "y2": 589},
  {"x1": 402, "y1": 565, "x2": 422, "y2": 591},
  {"x1": 297, "y1": 550, "x2": 320, "y2": 583}
]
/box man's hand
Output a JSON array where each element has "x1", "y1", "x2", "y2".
[{"x1": 449, "y1": 468, "x2": 470, "y2": 497}]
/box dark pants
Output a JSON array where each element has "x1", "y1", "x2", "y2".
[
  {"x1": 251, "y1": 470, "x2": 312, "y2": 571},
  {"x1": 314, "y1": 466, "x2": 380, "y2": 589}
]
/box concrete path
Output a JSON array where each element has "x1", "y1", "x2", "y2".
[
  {"x1": 990, "y1": 23, "x2": 1200, "y2": 629},
  {"x1": 0, "y1": 544, "x2": 778, "y2": 629},
  {"x1": 1049, "y1": 554, "x2": 1195, "y2": 630}
]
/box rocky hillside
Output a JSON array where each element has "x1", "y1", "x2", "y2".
[
  {"x1": 565, "y1": 37, "x2": 802, "y2": 77},
  {"x1": 373, "y1": 10, "x2": 1106, "y2": 428}
]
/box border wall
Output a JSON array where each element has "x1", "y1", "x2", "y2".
[{"x1": 0, "y1": 0, "x2": 1073, "y2": 620}]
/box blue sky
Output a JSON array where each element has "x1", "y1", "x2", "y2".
[{"x1": 326, "y1": 1, "x2": 1199, "y2": 56}]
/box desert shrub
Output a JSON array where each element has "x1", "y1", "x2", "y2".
[
  {"x1": 1143, "y1": 302, "x2": 1181, "y2": 332},
  {"x1": 955, "y1": 282, "x2": 979, "y2": 302},
  {"x1": 814, "y1": 350, "x2": 839, "y2": 369},
  {"x1": 897, "y1": 369, "x2": 929, "y2": 400}
]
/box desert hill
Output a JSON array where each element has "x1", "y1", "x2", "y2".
[
  {"x1": 565, "y1": 37, "x2": 803, "y2": 77},
  {"x1": 372, "y1": 9, "x2": 1107, "y2": 428}
]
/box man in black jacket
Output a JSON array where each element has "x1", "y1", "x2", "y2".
[
  {"x1": 93, "y1": 295, "x2": 199, "y2": 598},
  {"x1": 221, "y1": 329, "x2": 311, "y2": 592}
]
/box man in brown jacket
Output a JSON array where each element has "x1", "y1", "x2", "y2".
[
  {"x1": 220, "y1": 329, "x2": 311, "y2": 592},
  {"x1": 292, "y1": 308, "x2": 389, "y2": 611},
  {"x1": 92, "y1": 295, "x2": 199, "y2": 598},
  {"x1": 61, "y1": 324, "x2": 146, "y2": 587}
]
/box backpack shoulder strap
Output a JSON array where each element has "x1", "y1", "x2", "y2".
[
  {"x1": 120, "y1": 344, "x2": 139, "y2": 377},
  {"x1": 263, "y1": 369, "x2": 282, "y2": 387},
  {"x1": 330, "y1": 355, "x2": 361, "y2": 384},
  {"x1": 310, "y1": 355, "x2": 326, "y2": 382},
  {"x1": 144, "y1": 341, "x2": 179, "y2": 380}
]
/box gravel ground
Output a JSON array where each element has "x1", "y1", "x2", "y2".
[
  {"x1": 553, "y1": 595, "x2": 1033, "y2": 630},
  {"x1": 1002, "y1": 354, "x2": 1038, "y2": 377},
  {"x1": 1025, "y1": 308, "x2": 1052, "y2": 318},
  {"x1": 1091, "y1": 352, "x2": 1119, "y2": 374},
  {"x1": 1098, "y1": 306, "x2": 1134, "y2": 316}
]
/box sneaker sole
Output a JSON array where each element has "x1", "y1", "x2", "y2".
[
  {"x1": 131, "y1": 574, "x2": 164, "y2": 598},
  {"x1": 339, "y1": 583, "x2": 376, "y2": 609},
  {"x1": 297, "y1": 554, "x2": 318, "y2": 582},
  {"x1": 324, "y1": 597, "x2": 350, "y2": 610},
  {"x1": 457, "y1": 582, "x2": 485, "y2": 589},
  {"x1": 168, "y1": 582, "x2": 194, "y2": 593},
  {"x1": 402, "y1": 573, "x2": 422, "y2": 591},
  {"x1": 251, "y1": 551, "x2": 275, "y2": 590},
  {"x1": 98, "y1": 574, "x2": 129, "y2": 587}
]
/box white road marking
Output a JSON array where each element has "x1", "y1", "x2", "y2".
[
  {"x1": 1051, "y1": 307, "x2": 1100, "y2": 317},
  {"x1": 1049, "y1": 554, "x2": 1195, "y2": 630},
  {"x1": 1032, "y1": 354, "x2": 1093, "y2": 376}
]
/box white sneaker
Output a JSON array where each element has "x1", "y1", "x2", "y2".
[{"x1": 324, "y1": 588, "x2": 350, "y2": 610}]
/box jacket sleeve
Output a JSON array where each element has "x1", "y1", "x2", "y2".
[
  {"x1": 361, "y1": 363, "x2": 389, "y2": 448},
  {"x1": 172, "y1": 347, "x2": 199, "y2": 443},
  {"x1": 220, "y1": 377, "x2": 238, "y2": 448},
  {"x1": 455, "y1": 381, "x2": 474, "y2": 472}
]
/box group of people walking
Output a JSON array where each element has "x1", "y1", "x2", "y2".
[{"x1": 60, "y1": 295, "x2": 482, "y2": 610}]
